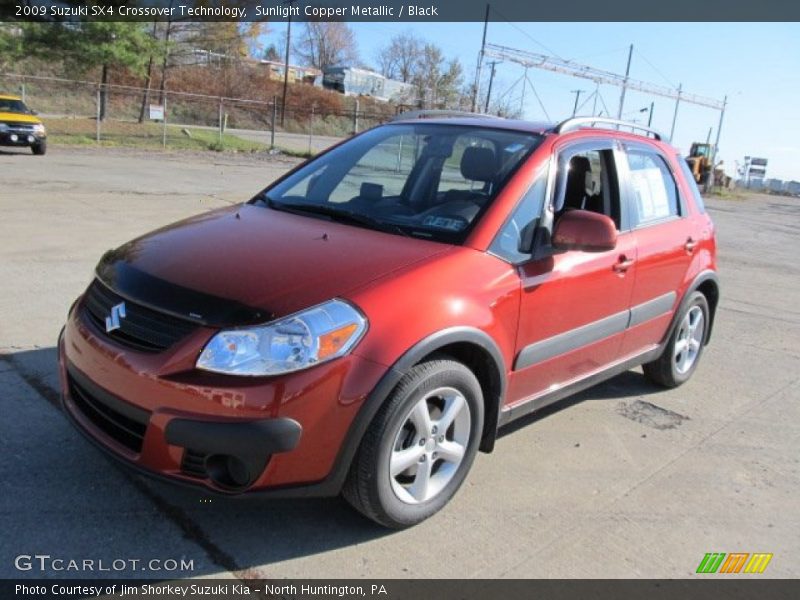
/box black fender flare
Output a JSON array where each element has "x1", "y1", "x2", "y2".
[
  {"x1": 322, "y1": 327, "x2": 508, "y2": 495},
  {"x1": 662, "y1": 270, "x2": 720, "y2": 349}
]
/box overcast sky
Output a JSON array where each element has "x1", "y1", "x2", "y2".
[{"x1": 268, "y1": 22, "x2": 799, "y2": 181}]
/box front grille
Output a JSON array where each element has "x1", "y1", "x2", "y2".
[
  {"x1": 81, "y1": 280, "x2": 198, "y2": 353},
  {"x1": 68, "y1": 373, "x2": 150, "y2": 453},
  {"x1": 1, "y1": 121, "x2": 35, "y2": 132},
  {"x1": 181, "y1": 449, "x2": 208, "y2": 479}
]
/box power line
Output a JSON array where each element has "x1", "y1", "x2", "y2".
[
  {"x1": 568, "y1": 46, "x2": 631, "y2": 64},
  {"x1": 488, "y1": 8, "x2": 566, "y2": 61},
  {"x1": 634, "y1": 48, "x2": 677, "y2": 89}
]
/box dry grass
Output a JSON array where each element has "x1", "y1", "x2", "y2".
[{"x1": 44, "y1": 117, "x2": 267, "y2": 153}]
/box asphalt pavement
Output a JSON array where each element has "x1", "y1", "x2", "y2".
[{"x1": 1, "y1": 145, "x2": 797, "y2": 579}]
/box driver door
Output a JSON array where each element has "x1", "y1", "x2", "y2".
[{"x1": 506, "y1": 140, "x2": 637, "y2": 409}]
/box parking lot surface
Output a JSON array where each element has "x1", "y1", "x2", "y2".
[{"x1": 1, "y1": 145, "x2": 798, "y2": 579}]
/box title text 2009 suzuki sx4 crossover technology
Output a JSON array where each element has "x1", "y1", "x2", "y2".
[{"x1": 59, "y1": 114, "x2": 718, "y2": 528}]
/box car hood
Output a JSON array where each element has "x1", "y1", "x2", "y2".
[
  {"x1": 96, "y1": 203, "x2": 449, "y2": 326},
  {"x1": 0, "y1": 111, "x2": 41, "y2": 124}
]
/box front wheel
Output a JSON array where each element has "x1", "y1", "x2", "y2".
[
  {"x1": 643, "y1": 291, "x2": 709, "y2": 387},
  {"x1": 32, "y1": 141, "x2": 47, "y2": 156},
  {"x1": 343, "y1": 358, "x2": 484, "y2": 528}
]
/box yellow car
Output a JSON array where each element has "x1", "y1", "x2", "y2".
[{"x1": 0, "y1": 94, "x2": 47, "y2": 155}]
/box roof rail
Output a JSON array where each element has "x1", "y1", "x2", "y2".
[
  {"x1": 553, "y1": 116, "x2": 668, "y2": 141},
  {"x1": 391, "y1": 109, "x2": 502, "y2": 122}
]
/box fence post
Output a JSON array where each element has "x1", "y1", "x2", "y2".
[
  {"x1": 218, "y1": 98, "x2": 224, "y2": 143},
  {"x1": 162, "y1": 95, "x2": 168, "y2": 149},
  {"x1": 270, "y1": 96, "x2": 277, "y2": 150},
  {"x1": 308, "y1": 104, "x2": 315, "y2": 155},
  {"x1": 20, "y1": 82, "x2": 26, "y2": 103},
  {"x1": 95, "y1": 86, "x2": 101, "y2": 143},
  {"x1": 353, "y1": 98, "x2": 359, "y2": 135}
]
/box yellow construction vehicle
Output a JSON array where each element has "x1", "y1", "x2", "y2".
[{"x1": 686, "y1": 143, "x2": 714, "y2": 189}]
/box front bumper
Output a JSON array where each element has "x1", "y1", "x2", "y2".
[
  {"x1": 0, "y1": 130, "x2": 45, "y2": 147},
  {"x1": 58, "y1": 294, "x2": 387, "y2": 495}
]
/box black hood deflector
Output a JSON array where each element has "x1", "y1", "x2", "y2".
[{"x1": 95, "y1": 249, "x2": 271, "y2": 328}]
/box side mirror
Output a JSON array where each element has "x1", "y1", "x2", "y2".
[
  {"x1": 29, "y1": 110, "x2": 38, "y2": 116},
  {"x1": 552, "y1": 209, "x2": 617, "y2": 252}
]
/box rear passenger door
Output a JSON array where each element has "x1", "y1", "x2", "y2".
[{"x1": 617, "y1": 143, "x2": 695, "y2": 357}]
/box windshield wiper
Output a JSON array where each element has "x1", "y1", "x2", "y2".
[
  {"x1": 254, "y1": 193, "x2": 277, "y2": 208},
  {"x1": 268, "y1": 200, "x2": 413, "y2": 238}
]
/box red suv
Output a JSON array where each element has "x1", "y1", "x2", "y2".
[{"x1": 59, "y1": 114, "x2": 718, "y2": 528}]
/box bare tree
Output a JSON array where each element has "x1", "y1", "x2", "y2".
[
  {"x1": 488, "y1": 93, "x2": 524, "y2": 119},
  {"x1": 375, "y1": 32, "x2": 422, "y2": 83},
  {"x1": 293, "y1": 22, "x2": 358, "y2": 70},
  {"x1": 375, "y1": 48, "x2": 396, "y2": 79}
]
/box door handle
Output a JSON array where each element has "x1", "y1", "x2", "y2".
[
  {"x1": 613, "y1": 256, "x2": 635, "y2": 273},
  {"x1": 685, "y1": 238, "x2": 698, "y2": 252}
]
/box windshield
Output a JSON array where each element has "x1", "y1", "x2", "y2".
[
  {"x1": 0, "y1": 98, "x2": 30, "y2": 114},
  {"x1": 254, "y1": 123, "x2": 542, "y2": 243}
]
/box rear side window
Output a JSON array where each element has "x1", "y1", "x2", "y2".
[
  {"x1": 676, "y1": 154, "x2": 707, "y2": 213},
  {"x1": 625, "y1": 150, "x2": 680, "y2": 227}
]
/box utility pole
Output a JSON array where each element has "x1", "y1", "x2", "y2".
[
  {"x1": 571, "y1": 90, "x2": 584, "y2": 116},
  {"x1": 616, "y1": 44, "x2": 633, "y2": 119},
  {"x1": 669, "y1": 83, "x2": 682, "y2": 140},
  {"x1": 647, "y1": 101, "x2": 654, "y2": 127},
  {"x1": 281, "y1": 0, "x2": 297, "y2": 127},
  {"x1": 484, "y1": 61, "x2": 499, "y2": 113},
  {"x1": 712, "y1": 95, "x2": 727, "y2": 166},
  {"x1": 472, "y1": 3, "x2": 490, "y2": 113}
]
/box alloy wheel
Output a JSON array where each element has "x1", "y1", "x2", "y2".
[
  {"x1": 674, "y1": 306, "x2": 705, "y2": 375},
  {"x1": 389, "y1": 387, "x2": 471, "y2": 504}
]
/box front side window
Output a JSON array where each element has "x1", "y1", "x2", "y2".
[
  {"x1": 554, "y1": 147, "x2": 622, "y2": 229},
  {"x1": 625, "y1": 150, "x2": 680, "y2": 226},
  {"x1": 255, "y1": 124, "x2": 542, "y2": 243}
]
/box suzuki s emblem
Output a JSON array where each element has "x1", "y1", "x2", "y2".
[{"x1": 105, "y1": 302, "x2": 127, "y2": 332}]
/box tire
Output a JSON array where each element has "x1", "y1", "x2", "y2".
[
  {"x1": 643, "y1": 291, "x2": 709, "y2": 388},
  {"x1": 31, "y1": 141, "x2": 47, "y2": 156},
  {"x1": 343, "y1": 358, "x2": 484, "y2": 529}
]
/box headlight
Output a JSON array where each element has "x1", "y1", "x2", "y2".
[
  {"x1": 0, "y1": 123, "x2": 8, "y2": 132},
  {"x1": 32, "y1": 123, "x2": 46, "y2": 134},
  {"x1": 196, "y1": 299, "x2": 367, "y2": 376}
]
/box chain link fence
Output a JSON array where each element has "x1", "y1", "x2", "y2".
[{"x1": 1, "y1": 73, "x2": 396, "y2": 155}]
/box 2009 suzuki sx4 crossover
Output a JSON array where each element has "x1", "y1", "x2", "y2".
[{"x1": 59, "y1": 114, "x2": 718, "y2": 528}]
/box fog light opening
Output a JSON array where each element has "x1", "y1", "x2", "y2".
[{"x1": 205, "y1": 454, "x2": 252, "y2": 490}]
